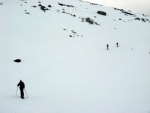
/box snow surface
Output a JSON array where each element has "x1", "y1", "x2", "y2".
[{"x1": 0, "y1": 0, "x2": 150, "y2": 113}]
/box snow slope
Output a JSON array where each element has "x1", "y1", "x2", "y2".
[{"x1": 0, "y1": 0, "x2": 150, "y2": 113}]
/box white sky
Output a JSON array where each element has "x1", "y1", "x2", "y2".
[{"x1": 84, "y1": 0, "x2": 150, "y2": 15}]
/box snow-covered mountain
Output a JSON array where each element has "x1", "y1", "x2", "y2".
[{"x1": 0, "y1": 0, "x2": 150, "y2": 113}]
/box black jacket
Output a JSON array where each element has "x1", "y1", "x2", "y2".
[{"x1": 17, "y1": 81, "x2": 25, "y2": 89}]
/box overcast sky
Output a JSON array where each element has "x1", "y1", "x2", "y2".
[{"x1": 84, "y1": 0, "x2": 150, "y2": 15}]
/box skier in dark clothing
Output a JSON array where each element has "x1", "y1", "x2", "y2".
[
  {"x1": 116, "y1": 42, "x2": 119, "y2": 47},
  {"x1": 17, "y1": 80, "x2": 25, "y2": 99},
  {"x1": 107, "y1": 44, "x2": 109, "y2": 50}
]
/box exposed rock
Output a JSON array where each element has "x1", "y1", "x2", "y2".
[
  {"x1": 97, "y1": 11, "x2": 106, "y2": 16},
  {"x1": 14, "y1": 59, "x2": 21, "y2": 63}
]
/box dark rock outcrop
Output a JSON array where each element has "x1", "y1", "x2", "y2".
[
  {"x1": 14, "y1": 59, "x2": 21, "y2": 63},
  {"x1": 97, "y1": 11, "x2": 106, "y2": 16}
]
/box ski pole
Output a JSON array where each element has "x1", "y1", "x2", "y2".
[
  {"x1": 16, "y1": 87, "x2": 18, "y2": 96},
  {"x1": 25, "y1": 89, "x2": 28, "y2": 98}
]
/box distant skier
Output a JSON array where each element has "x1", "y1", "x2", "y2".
[
  {"x1": 116, "y1": 42, "x2": 119, "y2": 47},
  {"x1": 17, "y1": 80, "x2": 25, "y2": 99},
  {"x1": 107, "y1": 44, "x2": 109, "y2": 50}
]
